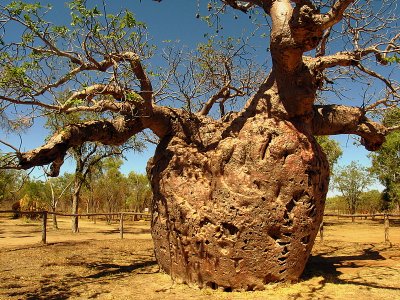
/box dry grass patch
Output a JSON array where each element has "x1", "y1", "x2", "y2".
[{"x1": 0, "y1": 216, "x2": 399, "y2": 299}]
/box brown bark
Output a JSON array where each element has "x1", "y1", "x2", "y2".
[
  {"x1": 52, "y1": 207, "x2": 58, "y2": 230},
  {"x1": 312, "y1": 105, "x2": 387, "y2": 151},
  {"x1": 16, "y1": 117, "x2": 145, "y2": 176},
  {"x1": 149, "y1": 110, "x2": 329, "y2": 290},
  {"x1": 71, "y1": 178, "x2": 82, "y2": 233}
]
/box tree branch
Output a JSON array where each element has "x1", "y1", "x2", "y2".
[
  {"x1": 312, "y1": 104, "x2": 387, "y2": 151},
  {"x1": 314, "y1": 0, "x2": 354, "y2": 30},
  {"x1": 62, "y1": 84, "x2": 146, "y2": 114},
  {"x1": 316, "y1": 27, "x2": 332, "y2": 57},
  {"x1": 116, "y1": 52, "x2": 153, "y2": 105},
  {"x1": 387, "y1": 125, "x2": 400, "y2": 132},
  {"x1": 1, "y1": 84, "x2": 146, "y2": 116},
  {"x1": 307, "y1": 48, "x2": 379, "y2": 70},
  {"x1": 0, "y1": 139, "x2": 20, "y2": 153},
  {"x1": 4, "y1": 117, "x2": 145, "y2": 176},
  {"x1": 0, "y1": 8, "x2": 83, "y2": 65},
  {"x1": 31, "y1": 51, "x2": 153, "y2": 101},
  {"x1": 222, "y1": 0, "x2": 270, "y2": 13},
  {"x1": 0, "y1": 95, "x2": 61, "y2": 111},
  {"x1": 356, "y1": 63, "x2": 399, "y2": 96},
  {"x1": 198, "y1": 86, "x2": 230, "y2": 116}
]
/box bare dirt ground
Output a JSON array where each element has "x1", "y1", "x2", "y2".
[{"x1": 0, "y1": 215, "x2": 399, "y2": 300}]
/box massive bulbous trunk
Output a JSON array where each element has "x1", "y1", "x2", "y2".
[{"x1": 148, "y1": 108, "x2": 329, "y2": 290}]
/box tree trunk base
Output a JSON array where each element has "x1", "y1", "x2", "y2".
[{"x1": 149, "y1": 116, "x2": 329, "y2": 291}]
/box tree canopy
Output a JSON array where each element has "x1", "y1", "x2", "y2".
[
  {"x1": 370, "y1": 108, "x2": 400, "y2": 210},
  {"x1": 333, "y1": 160, "x2": 373, "y2": 216},
  {"x1": 316, "y1": 136, "x2": 342, "y2": 172}
]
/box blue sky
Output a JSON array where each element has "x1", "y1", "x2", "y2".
[{"x1": 1, "y1": 0, "x2": 396, "y2": 194}]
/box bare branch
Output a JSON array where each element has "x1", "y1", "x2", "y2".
[
  {"x1": 31, "y1": 51, "x2": 153, "y2": 100},
  {"x1": 314, "y1": 0, "x2": 354, "y2": 30},
  {"x1": 0, "y1": 7, "x2": 83, "y2": 64},
  {"x1": 356, "y1": 64, "x2": 398, "y2": 96},
  {"x1": 222, "y1": 1, "x2": 270, "y2": 12},
  {"x1": 0, "y1": 95, "x2": 61, "y2": 111},
  {"x1": 199, "y1": 86, "x2": 229, "y2": 116},
  {"x1": 316, "y1": 27, "x2": 332, "y2": 57},
  {"x1": 32, "y1": 60, "x2": 98, "y2": 97},
  {"x1": 1, "y1": 84, "x2": 145, "y2": 116},
  {"x1": 365, "y1": 96, "x2": 399, "y2": 112},
  {"x1": 0, "y1": 139, "x2": 20, "y2": 153},
  {"x1": 387, "y1": 125, "x2": 400, "y2": 132},
  {"x1": 117, "y1": 52, "x2": 153, "y2": 105}
]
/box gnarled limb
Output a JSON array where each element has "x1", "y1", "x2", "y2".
[
  {"x1": 312, "y1": 104, "x2": 388, "y2": 151},
  {"x1": 269, "y1": 0, "x2": 352, "y2": 72},
  {"x1": 10, "y1": 117, "x2": 146, "y2": 176},
  {"x1": 306, "y1": 48, "x2": 381, "y2": 70},
  {"x1": 199, "y1": 86, "x2": 230, "y2": 116},
  {"x1": 0, "y1": 103, "x2": 172, "y2": 175}
]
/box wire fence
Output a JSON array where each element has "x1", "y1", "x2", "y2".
[
  {"x1": 320, "y1": 213, "x2": 400, "y2": 244},
  {"x1": 0, "y1": 210, "x2": 150, "y2": 244},
  {"x1": 1, "y1": 210, "x2": 399, "y2": 245}
]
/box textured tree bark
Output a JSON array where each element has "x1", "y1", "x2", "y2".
[
  {"x1": 148, "y1": 108, "x2": 329, "y2": 290},
  {"x1": 146, "y1": 61, "x2": 331, "y2": 290}
]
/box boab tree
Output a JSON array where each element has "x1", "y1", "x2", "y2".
[{"x1": 0, "y1": 0, "x2": 399, "y2": 291}]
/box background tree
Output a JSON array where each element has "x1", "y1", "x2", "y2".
[
  {"x1": 91, "y1": 158, "x2": 129, "y2": 223},
  {"x1": 333, "y1": 161, "x2": 373, "y2": 221},
  {"x1": 325, "y1": 195, "x2": 347, "y2": 214},
  {"x1": 46, "y1": 174, "x2": 73, "y2": 229},
  {"x1": 0, "y1": 168, "x2": 22, "y2": 209},
  {"x1": 126, "y1": 171, "x2": 152, "y2": 216},
  {"x1": 326, "y1": 190, "x2": 382, "y2": 215},
  {"x1": 46, "y1": 110, "x2": 142, "y2": 233},
  {"x1": 359, "y1": 190, "x2": 382, "y2": 215},
  {"x1": 18, "y1": 178, "x2": 49, "y2": 218},
  {"x1": 370, "y1": 108, "x2": 400, "y2": 212},
  {"x1": 0, "y1": 0, "x2": 399, "y2": 290},
  {"x1": 316, "y1": 136, "x2": 342, "y2": 173}
]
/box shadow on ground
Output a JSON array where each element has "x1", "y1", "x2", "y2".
[
  {"x1": 299, "y1": 245, "x2": 400, "y2": 299},
  {"x1": 6, "y1": 257, "x2": 158, "y2": 299}
]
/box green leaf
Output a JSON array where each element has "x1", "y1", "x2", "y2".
[
  {"x1": 383, "y1": 55, "x2": 400, "y2": 64},
  {"x1": 52, "y1": 26, "x2": 69, "y2": 36},
  {"x1": 125, "y1": 92, "x2": 143, "y2": 103},
  {"x1": 64, "y1": 98, "x2": 84, "y2": 107}
]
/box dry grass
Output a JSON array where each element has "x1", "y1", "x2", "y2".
[{"x1": 0, "y1": 215, "x2": 399, "y2": 299}]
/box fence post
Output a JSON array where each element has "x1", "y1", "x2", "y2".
[
  {"x1": 120, "y1": 213, "x2": 124, "y2": 239},
  {"x1": 42, "y1": 211, "x2": 47, "y2": 244},
  {"x1": 384, "y1": 214, "x2": 390, "y2": 244}
]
